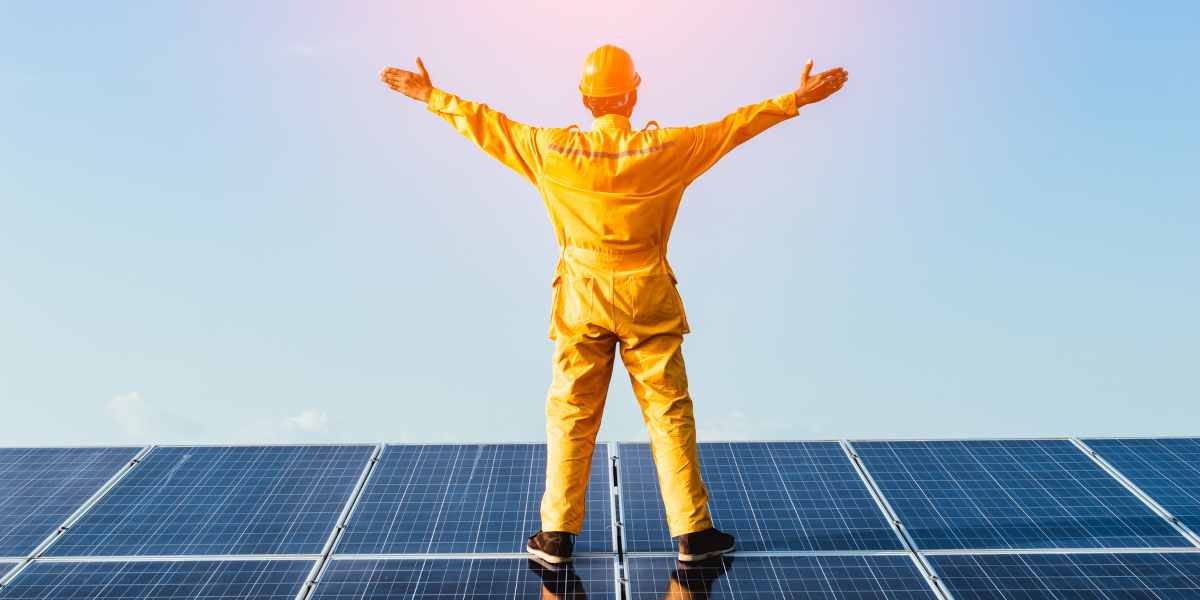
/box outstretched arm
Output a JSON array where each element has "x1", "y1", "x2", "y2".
[
  {"x1": 380, "y1": 58, "x2": 543, "y2": 185},
  {"x1": 681, "y1": 59, "x2": 848, "y2": 183}
]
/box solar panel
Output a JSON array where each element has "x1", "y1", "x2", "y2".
[
  {"x1": 851, "y1": 440, "x2": 1191, "y2": 550},
  {"x1": 0, "y1": 447, "x2": 140, "y2": 557},
  {"x1": 1085, "y1": 438, "x2": 1200, "y2": 535},
  {"x1": 626, "y1": 555, "x2": 935, "y2": 599},
  {"x1": 0, "y1": 561, "x2": 18, "y2": 584},
  {"x1": 0, "y1": 559, "x2": 312, "y2": 599},
  {"x1": 929, "y1": 551, "x2": 1200, "y2": 598},
  {"x1": 335, "y1": 444, "x2": 611, "y2": 554},
  {"x1": 43, "y1": 445, "x2": 374, "y2": 557},
  {"x1": 619, "y1": 442, "x2": 903, "y2": 552},
  {"x1": 310, "y1": 557, "x2": 616, "y2": 599}
]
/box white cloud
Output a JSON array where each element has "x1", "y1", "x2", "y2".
[
  {"x1": 109, "y1": 392, "x2": 150, "y2": 438},
  {"x1": 285, "y1": 409, "x2": 330, "y2": 434}
]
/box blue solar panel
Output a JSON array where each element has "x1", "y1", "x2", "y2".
[
  {"x1": 619, "y1": 442, "x2": 903, "y2": 552},
  {"x1": 0, "y1": 561, "x2": 18, "y2": 584},
  {"x1": 930, "y1": 552, "x2": 1200, "y2": 598},
  {"x1": 0, "y1": 447, "x2": 139, "y2": 557},
  {"x1": 626, "y1": 555, "x2": 935, "y2": 599},
  {"x1": 0, "y1": 559, "x2": 312, "y2": 599},
  {"x1": 336, "y1": 444, "x2": 611, "y2": 554},
  {"x1": 852, "y1": 440, "x2": 1191, "y2": 550},
  {"x1": 311, "y1": 557, "x2": 616, "y2": 599},
  {"x1": 1085, "y1": 438, "x2": 1200, "y2": 535},
  {"x1": 44, "y1": 445, "x2": 374, "y2": 557}
]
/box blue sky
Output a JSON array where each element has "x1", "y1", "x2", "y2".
[{"x1": 1, "y1": 1, "x2": 1196, "y2": 445}]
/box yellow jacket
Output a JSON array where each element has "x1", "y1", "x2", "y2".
[{"x1": 425, "y1": 87, "x2": 799, "y2": 265}]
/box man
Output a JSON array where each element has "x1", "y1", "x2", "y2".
[{"x1": 380, "y1": 44, "x2": 848, "y2": 564}]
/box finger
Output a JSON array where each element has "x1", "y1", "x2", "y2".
[
  {"x1": 802, "y1": 59, "x2": 813, "y2": 84},
  {"x1": 382, "y1": 68, "x2": 408, "y2": 81},
  {"x1": 416, "y1": 57, "x2": 430, "y2": 82},
  {"x1": 382, "y1": 75, "x2": 410, "y2": 91},
  {"x1": 383, "y1": 70, "x2": 413, "y2": 85}
]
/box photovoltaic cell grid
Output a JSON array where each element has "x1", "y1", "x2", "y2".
[
  {"x1": 44, "y1": 445, "x2": 374, "y2": 557},
  {"x1": 0, "y1": 447, "x2": 139, "y2": 557},
  {"x1": 626, "y1": 555, "x2": 935, "y2": 599},
  {"x1": 336, "y1": 444, "x2": 611, "y2": 554},
  {"x1": 0, "y1": 561, "x2": 16, "y2": 584},
  {"x1": 1085, "y1": 437, "x2": 1200, "y2": 535},
  {"x1": 930, "y1": 552, "x2": 1200, "y2": 598},
  {"x1": 311, "y1": 557, "x2": 615, "y2": 599},
  {"x1": 0, "y1": 559, "x2": 313, "y2": 599},
  {"x1": 2, "y1": 439, "x2": 1197, "y2": 598},
  {"x1": 852, "y1": 439, "x2": 1191, "y2": 550},
  {"x1": 619, "y1": 442, "x2": 903, "y2": 552}
]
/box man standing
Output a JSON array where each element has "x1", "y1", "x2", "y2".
[{"x1": 380, "y1": 45, "x2": 848, "y2": 564}]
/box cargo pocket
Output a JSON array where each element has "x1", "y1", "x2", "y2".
[
  {"x1": 548, "y1": 275, "x2": 563, "y2": 340},
  {"x1": 669, "y1": 272, "x2": 691, "y2": 334},
  {"x1": 550, "y1": 274, "x2": 593, "y2": 337},
  {"x1": 632, "y1": 273, "x2": 687, "y2": 330}
]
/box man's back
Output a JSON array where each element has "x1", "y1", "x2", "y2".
[{"x1": 425, "y1": 87, "x2": 799, "y2": 256}]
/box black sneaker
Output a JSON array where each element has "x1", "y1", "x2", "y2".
[
  {"x1": 527, "y1": 530, "x2": 575, "y2": 564},
  {"x1": 677, "y1": 527, "x2": 735, "y2": 562}
]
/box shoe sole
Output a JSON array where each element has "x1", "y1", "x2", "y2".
[
  {"x1": 677, "y1": 542, "x2": 735, "y2": 562},
  {"x1": 527, "y1": 545, "x2": 573, "y2": 564}
]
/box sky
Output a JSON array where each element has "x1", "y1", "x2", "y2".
[{"x1": 1, "y1": 1, "x2": 1197, "y2": 446}]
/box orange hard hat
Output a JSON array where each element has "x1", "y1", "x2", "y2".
[{"x1": 579, "y1": 44, "x2": 641, "y2": 98}]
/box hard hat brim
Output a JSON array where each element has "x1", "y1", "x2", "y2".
[{"x1": 579, "y1": 72, "x2": 641, "y2": 98}]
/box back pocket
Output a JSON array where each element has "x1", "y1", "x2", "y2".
[
  {"x1": 630, "y1": 273, "x2": 684, "y2": 327},
  {"x1": 551, "y1": 274, "x2": 595, "y2": 335}
]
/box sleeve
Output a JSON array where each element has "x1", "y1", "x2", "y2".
[
  {"x1": 425, "y1": 87, "x2": 544, "y2": 185},
  {"x1": 680, "y1": 90, "x2": 799, "y2": 184}
]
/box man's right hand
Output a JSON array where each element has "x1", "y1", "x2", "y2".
[
  {"x1": 795, "y1": 59, "x2": 848, "y2": 107},
  {"x1": 380, "y1": 57, "x2": 433, "y2": 103}
]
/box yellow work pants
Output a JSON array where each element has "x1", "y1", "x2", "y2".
[{"x1": 540, "y1": 247, "x2": 712, "y2": 538}]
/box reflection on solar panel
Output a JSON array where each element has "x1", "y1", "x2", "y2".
[
  {"x1": 0, "y1": 447, "x2": 139, "y2": 557},
  {"x1": 626, "y1": 555, "x2": 935, "y2": 599},
  {"x1": 336, "y1": 444, "x2": 611, "y2": 554},
  {"x1": 311, "y1": 557, "x2": 616, "y2": 599},
  {"x1": 620, "y1": 442, "x2": 903, "y2": 552},
  {"x1": 0, "y1": 559, "x2": 312, "y2": 599},
  {"x1": 930, "y1": 552, "x2": 1200, "y2": 598},
  {"x1": 43, "y1": 445, "x2": 374, "y2": 556},
  {"x1": 1085, "y1": 438, "x2": 1200, "y2": 535},
  {"x1": 852, "y1": 440, "x2": 1191, "y2": 549}
]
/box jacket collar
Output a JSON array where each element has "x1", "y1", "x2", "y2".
[{"x1": 591, "y1": 113, "x2": 632, "y2": 132}]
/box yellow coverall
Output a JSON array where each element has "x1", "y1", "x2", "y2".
[{"x1": 426, "y1": 87, "x2": 799, "y2": 537}]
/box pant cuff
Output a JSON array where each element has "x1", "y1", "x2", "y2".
[
  {"x1": 668, "y1": 515, "x2": 714, "y2": 538},
  {"x1": 541, "y1": 521, "x2": 583, "y2": 535}
]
